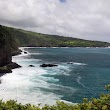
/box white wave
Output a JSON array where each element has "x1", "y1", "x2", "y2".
[
  {"x1": 31, "y1": 75, "x2": 59, "y2": 85},
  {"x1": 0, "y1": 47, "x2": 78, "y2": 106},
  {"x1": 51, "y1": 47, "x2": 59, "y2": 48},
  {"x1": 60, "y1": 47, "x2": 69, "y2": 48},
  {"x1": 74, "y1": 62, "x2": 86, "y2": 65},
  {"x1": 0, "y1": 62, "x2": 76, "y2": 105},
  {"x1": 0, "y1": 66, "x2": 62, "y2": 106},
  {"x1": 50, "y1": 84, "x2": 76, "y2": 94},
  {"x1": 37, "y1": 47, "x2": 48, "y2": 48},
  {"x1": 107, "y1": 46, "x2": 110, "y2": 48},
  {"x1": 12, "y1": 51, "x2": 41, "y2": 67},
  {"x1": 68, "y1": 62, "x2": 87, "y2": 66},
  {"x1": 60, "y1": 100, "x2": 77, "y2": 105},
  {"x1": 19, "y1": 47, "x2": 37, "y2": 49},
  {"x1": 77, "y1": 76, "x2": 82, "y2": 86},
  {"x1": 13, "y1": 53, "x2": 28, "y2": 57},
  {"x1": 0, "y1": 87, "x2": 62, "y2": 106},
  {"x1": 18, "y1": 47, "x2": 42, "y2": 57},
  {"x1": 12, "y1": 57, "x2": 41, "y2": 62},
  {"x1": 43, "y1": 64, "x2": 71, "y2": 76},
  {"x1": 0, "y1": 60, "x2": 70, "y2": 106},
  {"x1": 76, "y1": 76, "x2": 88, "y2": 89},
  {"x1": 28, "y1": 53, "x2": 42, "y2": 55}
]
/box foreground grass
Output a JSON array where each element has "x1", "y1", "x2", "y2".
[
  {"x1": 0, "y1": 85, "x2": 110, "y2": 110},
  {"x1": 0, "y1": 93, "x2": 110, "y2": 110}
]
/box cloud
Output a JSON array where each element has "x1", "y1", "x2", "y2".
[{"x1": 0, "y1": 0, "x2": 110, "y2": 42}]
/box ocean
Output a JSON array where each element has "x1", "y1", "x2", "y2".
[{"x1": 0, "y1": 47, "x2": 110, "y2": 105}]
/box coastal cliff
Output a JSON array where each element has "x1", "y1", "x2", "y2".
[
  {"x1": 0, "y1": 25, "x2": 12, "y2": 66},
  {"x1": 0, "y1": 25, "x2": 21, "y2": 74}
]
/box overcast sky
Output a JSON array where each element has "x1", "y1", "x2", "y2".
[{"x1": 0, "y1": 0, "x2": 110, "y2": 42}]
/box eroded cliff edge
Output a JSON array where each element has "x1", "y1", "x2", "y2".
[{"x1": 0, "y1": 25, "x2": 21, "y2": 74}]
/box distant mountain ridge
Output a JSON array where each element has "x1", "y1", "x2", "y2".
[{"x1": 1, "y1": 25, "x2": 110, "y2": 47}]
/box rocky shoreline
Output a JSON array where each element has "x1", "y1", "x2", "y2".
[
  {"x1": 0, "y1": 25, "x2": 22, "y2": 76},
  {"x1": 0, "y1": 62, "x2": 21, "y2": 73},
  {"x1": 0, "y1": 49, "x2": 22, "y2": 76},
  {"x1": 11, "y1": 49, "x2": 22, "y2": 56}
]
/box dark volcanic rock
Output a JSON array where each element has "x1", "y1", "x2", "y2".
[
  {"x1": 11, "y1": 49, "x2": 22, "y2": 56},
  {"x1": 40, "y1": 64, "x2": 58, "y2": 67},
  {"x1": 24, "y1": 51, "x2": 28, "y2": 54},
  {"x1": 7, "y1": 62, "x2": 21, "y2": 69},
  {"x1": 0, "y1": 62, "x2": 21, "y2": 74},
  {"x1": 28, "y1": 65, "x2": 35, "y2": 67},
  {"x1": 0, "y1": 48, "x2": 11, "y2": 67}
]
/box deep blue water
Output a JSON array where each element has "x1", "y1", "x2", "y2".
[
  {"x1": 0, "y1": 47, "x2": 110, "y2": 105},
  {"x1": 24, "y1": 47, "x2": 110, "y2": 103}
]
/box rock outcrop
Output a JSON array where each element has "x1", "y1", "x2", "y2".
[
  {"x1": 0, "y1": 62, "x2": 21, "y2": 74},
  {"x1": 6, "y1": 62, "x2": 21, "y2": 69},
  {"x1": 0, "y1": 25, "x2": 21, "y2": 74},
  {"x1": 28, "y1": 65, "x2": 35, "y2": 67},
  {"x1": 40, "y1": 64, "x2": 58, "y2": 67},
  {"x1": 24, "y1": 51, "x2": 28, "y2": 54},
  {"x1": 0, "y1": 25, "x2": 12, "y2": 67}
]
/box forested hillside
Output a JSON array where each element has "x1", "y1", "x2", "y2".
[
  {"x1": 0, "y1": 25, "x2": 18, "y2": 67},
  {"x1": 0, "y1": 25, "x2": 21, "y2": 73},
  {"x1": 0, "y1": 24, "x2": 110, "y2": 72},
  {"x1": 2, "y1": 25, "x2": 110, "y2": 47},
  {"x1": 0, "y1": 25, "x2": 110, "y2": 109}
]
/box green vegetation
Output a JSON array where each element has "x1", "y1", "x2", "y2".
[
  {"x1": 0, "y1": 25, "x2": 18, "y2": 51},
  {"x1": 2, "y1": 25, "x2": 110, "y2": 47},
  {"x1": 0, "y1": 86, "x2": 109, "y2": 110},
  {"x1": 0, "y1": 25, "x2": 21, "y2": 72},
  {"x1": 0, "y1": 25, "x2": 19, "y2": 67},
  {"x1": 0, "y1": 25, "x2": 110, "y2": 109},
  {"x1": 0, "y1": 66, "x2": 11, "y2": 73}
]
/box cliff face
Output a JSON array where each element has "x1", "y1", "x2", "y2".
[
  {"x1": 0, "y1": 48, "x2": 11, "y2": 67},
  {"x1": 0, "y1": 25, "x2": 18, "y2": 67}
]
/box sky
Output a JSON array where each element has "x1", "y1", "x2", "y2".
[{"x1": 0, "y1": 0, "x2": 110, "y2": 42}]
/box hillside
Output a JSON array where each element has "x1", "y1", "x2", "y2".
[
  {"x1": 0, "y1": 25, "x2": 21, "y2": 73},
  {"x1": 0, "y1": 25, "x2": 110, "y2": 109},
  {"x1": 2, "y1": 25, "x2": 110, "y2": 47},
  {"x1": 0, "y1": 25, "x2": 18, "y2": 66}
]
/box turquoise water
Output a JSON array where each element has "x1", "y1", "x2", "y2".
[{"x1": 0, "y1": 47, "x2": 110, "y2": 105}]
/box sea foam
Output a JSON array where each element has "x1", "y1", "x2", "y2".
[{"x1": 0, "y1": 48, "x2": 76, "y2": 106}]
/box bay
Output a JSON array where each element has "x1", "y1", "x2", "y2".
[{"x1": 0, "y1": 47, "x2": 110, "y2": 105}]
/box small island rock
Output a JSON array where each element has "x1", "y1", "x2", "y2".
[
  {"x1": 28, "y1": 65, "x2": 35, "y2": 67},
  {"x1": 40, "y1": 64, "x2": 58, "y2": 67},
  {"x1": 24, "y1": 51, "x2": 28, "y2": 54}
]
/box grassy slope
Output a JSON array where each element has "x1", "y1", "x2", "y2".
[{"x1": 3, "y1": 25, "x2": 110, "y2": 47}]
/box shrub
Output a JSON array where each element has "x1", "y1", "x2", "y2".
[{"x1": 0, "y1": 85, "x2": 110, "y2": 110}]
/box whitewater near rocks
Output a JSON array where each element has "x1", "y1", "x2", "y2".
[{"x1": 0, "y1": 47, "x2": 110, "y2": 106}]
